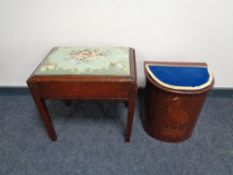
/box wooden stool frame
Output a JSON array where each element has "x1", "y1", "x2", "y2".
[{"x1": 27, "y1": 48, "x2": 137, "y2": 142}]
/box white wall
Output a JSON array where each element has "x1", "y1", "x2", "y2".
[{"x1": 0, "y1": 0, "x2": 233, "y2": 87}]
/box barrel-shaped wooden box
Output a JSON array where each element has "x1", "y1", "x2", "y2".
[{"x1": 143, "y1": 61, "x2": 214, "y2": 142}]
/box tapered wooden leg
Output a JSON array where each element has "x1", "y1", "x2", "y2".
[
  {"x1": 63, "y1": 100, "x2": 73, "y2": 107},
  {"x1": 125, "y1": 91, "x2": 137, "y2": 142},
  {"x1": 30, "y1": 92, "x2": 57, "y2": 141}
]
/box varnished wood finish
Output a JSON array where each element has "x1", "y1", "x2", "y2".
[
  {"x1": 27, "y1": 48, "x2": 137, "y2": 142},
  {"x1": 28, "y1": 83, "x2": 57, "y2": 141},
  {"x1": 143, "y1": 61, "x2": 214, "y2": 142}
]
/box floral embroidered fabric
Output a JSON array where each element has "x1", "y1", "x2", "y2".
[{"x1": 35, "y1": 47, "x2": 130, "y2": 76}]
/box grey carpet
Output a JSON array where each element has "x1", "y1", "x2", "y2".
[{"x1": 0, "y1": 91, "x2": 233, "y2": 175}]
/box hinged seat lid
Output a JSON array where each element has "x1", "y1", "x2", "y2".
[
  {"x1": 35, "y1": 47, "x2": 131, "y2": 76},
  {"x1": 145, "y1": 63, "x2": 213, "y2": 91}
]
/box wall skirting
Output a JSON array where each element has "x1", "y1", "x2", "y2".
[
  {"x1": 207, "y1": 88, "x2": 233, "y2": 98},
  {"x1": 0, "y1": 87, "x2": 232, "y2": 98},
  {"x1": 0, "y1": 87, "x2": 30, "y2": 95}
]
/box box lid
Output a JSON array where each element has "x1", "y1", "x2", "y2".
[{"x1": 145, "y1": 63, "x2": 213, "y2": 91}]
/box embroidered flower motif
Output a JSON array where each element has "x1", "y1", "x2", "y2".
[
  {"x1": 116, "y1": 63, "x2": 123, "y2": 70},
  {"x1": 47, "y1": 64, "x2": 55, "y2": 70},
  {"x1": 68, "y1": 49, "x2": 106, "y2": 60},
  {"x1": 40, "y1": 66, "x2": 46, "y2": 72}
]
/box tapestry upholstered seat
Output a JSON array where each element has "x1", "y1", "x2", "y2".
[{"x1": 35, "y1": 47, "x2": 130, "y2": 76}]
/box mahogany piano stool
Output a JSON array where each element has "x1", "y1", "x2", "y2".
[{"x1": 27, "y1": 47, "x2": 137, "y2": 142}]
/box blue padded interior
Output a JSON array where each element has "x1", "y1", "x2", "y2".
[{"x1": 148, "y1": 65, "x2": 210, "y2": 87}]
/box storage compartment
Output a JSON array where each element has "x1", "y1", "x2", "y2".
[{"x1": 143, "y1": 62, "x2": 214, "y2": 142}]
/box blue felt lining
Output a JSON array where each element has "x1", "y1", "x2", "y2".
[{"x1": 148, "y1": 65, "x2": 210, "y2": 87}]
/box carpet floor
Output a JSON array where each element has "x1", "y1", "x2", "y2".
[{"x1": 0, "y1": 90, "x2": 233, "y2": 175}]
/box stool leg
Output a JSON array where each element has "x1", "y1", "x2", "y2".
[
  {"x1": 125, "y1": 93, "x2": 136, "y2": 142},
  {"x1": 31, "y1": 95, "x2": 57, "y2": 141}
]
